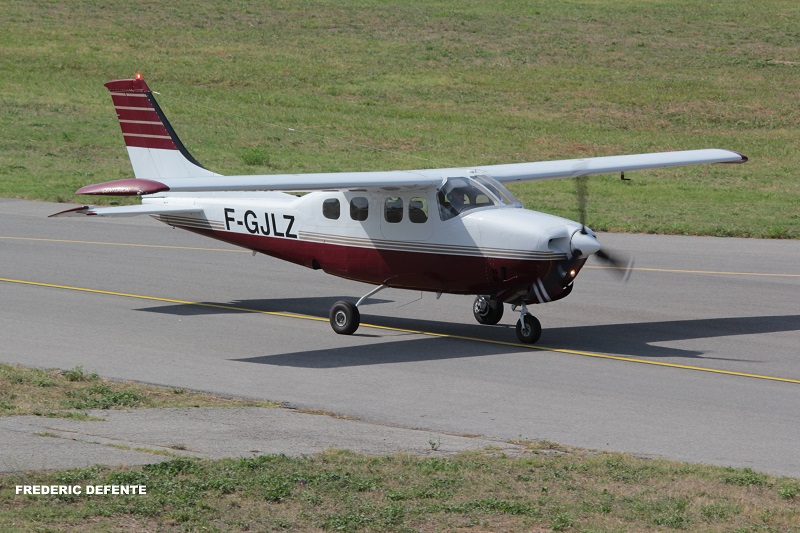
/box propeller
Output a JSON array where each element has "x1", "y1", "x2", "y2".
[
  {"x1": 595, "y1": 249, "x2": 635, "y2": 282},
  {"x1": 574, "y1": 174, "x2": 634, "y2": 281},
  {"x1": 576, "y1": 175, "x2": 588, "y2": 234}
]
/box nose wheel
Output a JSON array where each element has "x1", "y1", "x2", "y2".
[
  {"x1": 516, "y1": 312, "x2": 542, "y2": 344},
  {"x1": 511, "y1": 303, "x2": 541, "y2": 344}
]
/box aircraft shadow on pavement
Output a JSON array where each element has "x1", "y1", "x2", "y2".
[
  {"x1": 230, "y1": 335, "x2": 523, "y2": 368},
  {"x1": 158, "y1": 296, "x2": 800, "y2": 367},
  {"x1": 135, "y1": 296, "x2": 394, "y2": 316},
  {"x1": 543, "y1": 315, "x2": 800, "y2": 361}
]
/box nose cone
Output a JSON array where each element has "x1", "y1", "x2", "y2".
[{"x1": 570, "y1": 230, "x2": 601, "y2": 258}]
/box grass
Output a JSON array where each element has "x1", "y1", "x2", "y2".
[
  {"x1": 0, "y1": 0, "x2": 798, "y2": 237},
  {"x1": 0, "y1": 363, "x2": 277, "y2": 418},
  {"x1": 1, "y1": 449, "x2": 799, "y2": 531}
]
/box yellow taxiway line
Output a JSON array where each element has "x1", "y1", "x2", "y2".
[
  {"x1": 0, "y1": 235, "x2": 248, "y2": 253},
  {"x1": 2, "y1": 276, "x2": 798, "y2": 386}
]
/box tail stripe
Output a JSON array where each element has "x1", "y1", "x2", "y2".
[{"x1": 110, "y1": 92, "x2": 176, "y2": 151}]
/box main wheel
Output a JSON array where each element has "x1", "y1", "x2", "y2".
[
  {"x1": 515, "y1": 313, "x2": 542, "y2": 344},
  {"x1": 329, "y1": 301, "x2": 360, "y2": 335},
  {"x1": 473, "y1": 296, "x2": 504, "y2": 325}
]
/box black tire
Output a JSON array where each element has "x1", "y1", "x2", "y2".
[
  {"x1": 329, "y1": 301, "x2": 360, "y2": 335},
  {"x1": 473, "y1": 296, "x2": 504, "y2": 325},
  {"x1": 515, "y1": 313, "x2": 542, "y2": 344}
]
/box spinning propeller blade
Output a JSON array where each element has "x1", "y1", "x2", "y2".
[
  {"x1": 576, "y1": 175, "x2": 588, "y2": 233},
  {"x1": 574, "y1": 174, "x2": 634, "y2": 281},
  {"x1": 594, "y1": 249, "x2": 635, "y2": 282}
]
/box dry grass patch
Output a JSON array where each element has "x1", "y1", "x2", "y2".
[{"x1": 0, "y1": 363, "x2": 276, "y2": 418}]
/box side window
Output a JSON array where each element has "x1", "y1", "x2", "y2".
[
  {"x1": 322, "y1": 198, "x2": 340, "y2": 220},
  {"x1": 384, "y1": 197, "x2": 403, "y2": 223},
  {"x1": 350, "y1": 197, "x2": 369, "y2": 221},
  {"x1": 474, "y1": 194, "x2": 492, "y2": 207},
  {"x1": 409, "y1": 197, "x2": 428, "y2": 223}
]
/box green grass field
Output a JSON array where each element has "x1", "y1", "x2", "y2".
[
  {"x1": 3, "y1": 450, "x2": 799, "y2": 531},
  {"x1": 1, "y1": 0, "x2": 797, "y2": 237}
]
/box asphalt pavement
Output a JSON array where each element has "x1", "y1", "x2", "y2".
[{"x1": 1, "y1": 199, "x2": 799, "y2": 476}]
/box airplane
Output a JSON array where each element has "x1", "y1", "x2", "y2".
[{"x1": 52, "y1": 75, "x2": 747, "y2": 344}]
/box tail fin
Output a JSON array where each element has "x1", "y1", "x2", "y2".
[{"x1": 105, "y1": 75, "x2": 220, "y2": 180}]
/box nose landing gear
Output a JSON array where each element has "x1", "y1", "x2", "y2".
[{"x1": 514, "y1": 304, "x2": 542, "y2": 344}]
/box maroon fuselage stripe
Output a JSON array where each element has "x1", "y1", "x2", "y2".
[{"x1": 177, "y1": 226, "x2": 581, "y2": 302}]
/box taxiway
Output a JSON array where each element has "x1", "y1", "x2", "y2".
[{"x1": 1, "y1": 199, "x2": 798, "y2": 476}]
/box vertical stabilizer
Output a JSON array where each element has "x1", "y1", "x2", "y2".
[{"x1": 105, "y1": 75, "x2": 220, "y2": 180}]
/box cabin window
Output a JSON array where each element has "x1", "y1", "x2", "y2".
[
  {"x1": 322, "y1": 198, "x2": 340, "y2": 220},
  {"x1": 350, "y1": 196, "x2": 369, "y2": 221},
  {"x1": 384, "y1": 197, "x2": 403, "y2": 223},
  {"x1": 409, "y1": 197, "x2": 428, "y2": 223}
]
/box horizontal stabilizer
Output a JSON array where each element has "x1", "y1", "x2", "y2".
[
  {"x1": 76, "y1": 178, "x2": 170, "y2": 196},
  {"x1": 49, "y1": 204, "x2": 203, "y2": 217}
]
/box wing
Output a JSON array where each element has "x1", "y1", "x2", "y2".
[{"x1": 72, "y1": 149, "x2": 746, "y2": 196}]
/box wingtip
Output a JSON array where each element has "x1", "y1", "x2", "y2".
[
  {"x1": 49, "y1": 205, "x2": 93, "y2": 217},
  {"x1": 723, "y1": 151, "x2": 748, "y2": 164}
]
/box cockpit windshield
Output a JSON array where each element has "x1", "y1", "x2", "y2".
[
  {"x1": 472, "y1": 175, "x2": 521, "y2": 207},
  {"x1": 437, "y1": 175, "x2": 521, "y2": 221}
]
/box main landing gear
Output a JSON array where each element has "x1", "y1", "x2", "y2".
[
  {"x1": 329, "y1": 285, "x2": 387, "y2": 336},
  {"x1": 329, "y1": 289, "x2": 541, "y2": 345},
  {"x1": 473, "y1": 295, "x2": 504, "y2": 325},
  {"x1": 473, "y1": 296, "x2": 542, "y2": 344},
  {"x1": 329, "y1": 301, "x2": 360, "y2": 335}
]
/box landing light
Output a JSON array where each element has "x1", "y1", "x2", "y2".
[{"x1": 569, "y1": 269, "x2": 577, "y2": 278}]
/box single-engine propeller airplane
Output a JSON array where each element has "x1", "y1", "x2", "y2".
[{"x1": 52, "y1": 75, "x2": 747, "y2": 343}]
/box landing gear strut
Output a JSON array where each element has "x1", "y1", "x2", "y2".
[{"x1": 473, "y1": 296, "x2": 504, "y2": 325}]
